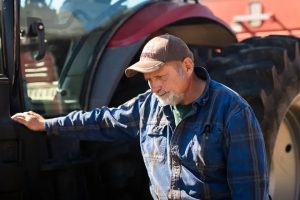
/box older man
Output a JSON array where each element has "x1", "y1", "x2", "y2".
[{"x1": 12, "y1": 34, "x2": 269, "y2": 200}]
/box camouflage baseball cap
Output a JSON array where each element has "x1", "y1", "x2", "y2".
[{"x1": 125, "y1": 34, "x2": 193, "y2": 77}]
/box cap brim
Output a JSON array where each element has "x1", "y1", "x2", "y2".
[{"x1": 125, "y1": 60, "x2": 164, "y2": 77}]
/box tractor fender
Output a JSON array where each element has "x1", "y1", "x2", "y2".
[{"x1": 108, "y1": 1, "x2": 237, "y2": 48}]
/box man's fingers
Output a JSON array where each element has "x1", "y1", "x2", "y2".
[
  {"x1": 11, "y1": 112, "x2": 33, "y2": 125},
  {"x1": 11, "y1": 113, "x2": 20, "y2": 119},
  {"x1": 11, "y1": 112, "x2": 36, "y2": 120},
  {"x1": 11, "y1": 115, "x2": 27, "y2": 125},
  {"x1": 11, "y1": 113, "x2": 25, "y2": 120},
  {"x1": 28, "y1": 111, "x2": 41, "y2": 118}
]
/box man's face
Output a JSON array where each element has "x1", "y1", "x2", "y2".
[{"x1": 144, "y1": 61, "x2": 190, "y2": 106}]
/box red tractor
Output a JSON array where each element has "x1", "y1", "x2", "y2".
[{"x1": 0, "y1": 0, "x2": 298, "y2": 199}]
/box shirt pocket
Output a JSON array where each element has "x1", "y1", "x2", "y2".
[
  {"x1": 194, "y1": 125, "x2": 226, "y2": 177},
  {"x1": 141, "y1": 124, "x2": 167, "y2": 163}
]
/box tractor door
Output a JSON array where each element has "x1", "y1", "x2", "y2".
[
  {"x1": 8, "y1": 0, "x2": 152, "y2": 199},
  {"x1": 0, "y1": 0, "x2": 29, "y2": 199}
]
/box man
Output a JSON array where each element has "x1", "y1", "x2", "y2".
[{"x1": 12, "y1": 34, "x2": 269, "y2": 199}]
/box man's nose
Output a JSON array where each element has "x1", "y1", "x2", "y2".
[{"x1": 148, "y1": 80, "x2": 161, "y2": 93}]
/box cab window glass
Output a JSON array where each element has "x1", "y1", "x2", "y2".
[{"x1": 20, "y1": 0, "x2": 149, "y2": 115}]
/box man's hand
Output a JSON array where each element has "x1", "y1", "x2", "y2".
[{"x1": 11, "y1": 111, "x2": 45, "y2": 132}]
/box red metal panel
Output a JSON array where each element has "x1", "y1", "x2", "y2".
[
  {"x1": 201, "y1": 0, "x2": 300, "y2": 40},
  {"x1": 108, "y1": 1, "x2": 234, "y2": 47}
]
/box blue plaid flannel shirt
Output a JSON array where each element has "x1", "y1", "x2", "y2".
[{"x1": 45, "y1": 67, "x2": 269, "y2": 200}]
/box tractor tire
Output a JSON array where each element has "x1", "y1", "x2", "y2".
[{"x1": 205, "y1": 35, "x2": 300, "y2": 200}]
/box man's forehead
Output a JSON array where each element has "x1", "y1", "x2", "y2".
[
  {"x1": 143, "y1": 65, "x2": 167, "y2": 79},
  {"x1": 143, "y1": 61, "x2": 181, "y2": 78},
  {"x1": 144, "y1": 69, "x2": 161, "y2": 79}
]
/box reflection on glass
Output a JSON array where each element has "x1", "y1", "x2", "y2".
[{"x1": 20, "y1": 0, "x2": 150, "y2": 115}]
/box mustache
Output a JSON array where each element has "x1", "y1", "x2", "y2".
[{"x1": 156, "y1": 88, "x2": 168, "y2": 96}]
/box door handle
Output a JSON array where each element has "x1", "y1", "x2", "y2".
[{"x1": 27, "y1": 17, "x2": 46, "y2": 60}]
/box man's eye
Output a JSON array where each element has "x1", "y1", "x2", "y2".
[{"x1": 157, "y1": 75, "x2": 167, "y2": 80}]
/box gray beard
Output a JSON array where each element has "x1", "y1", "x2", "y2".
[{"x1": 154, "y1": 91, "x2": 184, "y2": 106}]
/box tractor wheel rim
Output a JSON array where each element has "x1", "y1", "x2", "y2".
[{"x1": 269, "y1": 95, "x2": 300, "y2": 200}]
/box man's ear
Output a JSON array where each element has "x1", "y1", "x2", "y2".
[{"x1": 182, "y1": 57, "x2": 194, "y2": 74}]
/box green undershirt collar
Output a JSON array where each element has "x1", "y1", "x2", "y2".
[{"x1": 171, "y1": 104, "x2": 193, "y2": 126}]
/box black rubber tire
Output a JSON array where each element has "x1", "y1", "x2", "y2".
[{"x1": 205, "y1": 35, "x2": 300, "y2": 200}]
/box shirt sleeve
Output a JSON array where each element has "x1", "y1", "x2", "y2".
[
  {"x1": 44, "y1": 93, "x2": 147, "y2": 141},
  {"x1": 225, "y1": 106, "x2": 269, "y2": 200}
]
